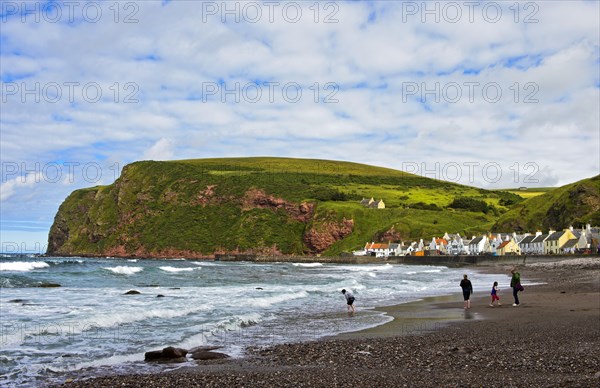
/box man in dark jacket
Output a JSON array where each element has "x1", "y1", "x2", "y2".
[{"x1": 460, "y1": 274, "x2": 473, "y2": 309}]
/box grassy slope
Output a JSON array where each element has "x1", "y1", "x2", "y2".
[
  {"x1": 494, "y1": 175, "x2": 600, "y2": 232},
  {"x1": 48, "y1": 157, "x2": 529, "y2": 256},
  {"x1": 504, "y1": 188, "x2": 551, "y2": 199}
]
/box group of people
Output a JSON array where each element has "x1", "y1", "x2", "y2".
[
  {"x1": 341, "y1": 267, "x2": 524, "y2": 314},
  {"x1": 460, "y1": 267, "x2": 524, "y2": 309}
]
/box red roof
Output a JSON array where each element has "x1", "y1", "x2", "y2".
[
  {"x1": 370, "y1": 243, "x2": 389, "y2": 249},
  {"x1": 498, "y1": 241, "x2": 511, "y2": 249}
]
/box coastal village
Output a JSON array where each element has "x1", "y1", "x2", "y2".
[
  {"x1": 354, "y1": 224, "x2": 600, "y2": 257},
  {"x1": 356, "y1": 197, "x2": 600, "y2": 257},
  {"x1": 354, "y1": 197, "x2": 598, "y2": 257}
]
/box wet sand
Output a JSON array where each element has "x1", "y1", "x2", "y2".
[{"x1": 56, "y1": 258, "x2": 600, "y2": 387}]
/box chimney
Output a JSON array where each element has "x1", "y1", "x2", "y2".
[{"x1": 536, "y1": 231, "x2": 542, "y2": 236}]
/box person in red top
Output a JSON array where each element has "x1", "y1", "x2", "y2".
[{"x1": 490, "y1": 281, "x2": 501, "y2": 307}]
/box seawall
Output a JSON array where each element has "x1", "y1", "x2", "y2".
[{"x1": 215, "y1": 254, "x2": 599, "y2": 266}]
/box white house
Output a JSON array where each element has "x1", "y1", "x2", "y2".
[
  {"x1": 462, "y1": 238, "x2": 472, "y2": 255},
  {"x1": 364, "y1": 242, "x2": 391, "y2": 257},
  {"x1": 468, "y1": 235, "x2": 488, "y2": 255},
  {"x1": 571, "y1": 228, "x2": 588, "y2": 250},
  {"x1": 530, "y1": 233, "x2": 549, "y2": 254},
  {"x1": 417, "y1": 239, "x2": 425, "y2": 252},
  {"x1": 447, "y1": 234, "x2": 468, "y2": 255},
  {"x1": 429, "y1": 237, "x2": 448, "y2": 254},
  {"x1": 388, "y1": 243, "x2": 402, "y2": 256},
  {"x1": 518, "y1": 233, "x2": 538, "y2": 254},
  {"x1": 487, "y1": 233, "x2": 513, "y2": 254}
]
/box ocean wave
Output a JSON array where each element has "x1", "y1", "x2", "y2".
[
  {"x1": 292, "y1": 263, "x2": 323, "y2": 267},
  {"x1": 187, "y1": 260, "x2": 221, "y2": 267},
  {"x1": 159, "y1": 266, "x2": 197, "y2": 273},
  {"x1": 46, "y1": 259, "x2": 85, "y2": 266},
  {"x1": 0, "y1": 261, "x2": 50, "y2": 272},
  {"x1": 84, "y1": 305, "x2": 210, "y2": 330},
  {"x1": 344, "y1": 263, "x2": 393, "y2": 272},
  {"x1": 405, "y1": 268, "x2": 444, "y2": 275},
  {"x1": 213, "y1": 312, "x2": 263, "y2": 332},
  {"x1": 103, "y1": 266, "x2": 143, "y2": 275},
  {"x1": 246, "y1": 290, "x2": 308, "y2": 308},
  {"x1": 177, "y1": 312, "x2": 264, "y2": 350}
]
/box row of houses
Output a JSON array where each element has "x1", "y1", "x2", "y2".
[{"x1": 355, "y1": 224, "x2": 600, "y2": 257}]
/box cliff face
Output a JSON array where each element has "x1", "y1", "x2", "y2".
[{"x1": 47, "y1": 160, "x2": 354, "y2": 257}]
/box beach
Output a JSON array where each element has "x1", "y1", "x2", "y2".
[{"x1": 55, "y1": 258, "x2": 599, "y2": 387}]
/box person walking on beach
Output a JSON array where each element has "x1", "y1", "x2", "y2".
[
  {"x1": 490, "y1": 281, "x2": 501, "y2": 307},
  {"x1": 460, "y1": 274, "x2": 473, "y2": 309},
  {"x1": 510, "y1": 267, "x2": 523, "y2": 306},
  {"x1": 341, "y1": 289, "x2": 355, "y2": 314}
]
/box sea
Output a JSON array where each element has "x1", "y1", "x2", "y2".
[{"x1": 0, "y1": 255, "x2": 511, "y2": 387}]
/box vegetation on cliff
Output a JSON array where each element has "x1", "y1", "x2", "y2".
[
  {"x1": 47, "y1": 157, "x2": 586, "y2": 257},
  {"x1": 493, "y1": 175, "x2": 600, "y2": 232}
]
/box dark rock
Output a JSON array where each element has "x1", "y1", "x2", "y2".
[
  {"x1": 190, "y1": 350, "x2": 230, "y2": 360},
  {"x1": 256, "y1": 287, "x2": 263, "y2": 290},
  {"x1": 157, "y1": 294, "x2": 165, "y2": 298},
  {"x1": 8, "y1": 299, "x2": 26, "y2": 303},
  {"x1": 124, "y1": 290, "x2": 141, "y2": 295},
  {"x1": 145, "y1": 346, "x2": 188, "y2": 362},
  {"x1": 39, "y1": 283, "x2": 61, "y2": 288},
  {"x1": 189, "y1": 346, "x2": 223, "y2": 352}
]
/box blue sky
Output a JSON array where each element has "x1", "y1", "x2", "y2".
[{"x1": 1, "y1": 1, "x2": 599, "y2": 251}]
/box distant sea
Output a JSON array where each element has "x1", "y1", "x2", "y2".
[{"x1": 0, "y1": 255, "x2": 509, "y2": 387}]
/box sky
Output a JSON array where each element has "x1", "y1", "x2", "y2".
[{"x1": 1, "y1": 0, "x2": 599, "y2": 252}]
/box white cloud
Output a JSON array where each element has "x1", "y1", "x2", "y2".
[
  {"x1": 0, "y1": 173, "x2": 42, "y2": 202},
  {"x1": 143, "y1": 138, "x2": 175, "y2": 161},
  {"x1": 0, "y1": 1, "x2": 599, "y2": 237}
]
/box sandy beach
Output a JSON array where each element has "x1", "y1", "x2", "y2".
[{"x1": 56, "y1": 258, "x2": 599, "y2": 387}]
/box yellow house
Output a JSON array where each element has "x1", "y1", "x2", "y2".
[
  {"x1": 544, "y1": 229, "x2": 577, "y2": 254},
  {"x1": 371, "y1": 199, "x2": 385, "y2": 209},
  {"x1": 496, "y1": 239, "x2": 521, "y2": 255}
]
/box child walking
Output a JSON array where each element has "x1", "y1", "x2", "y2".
[{"x1": 490, "y1": 281, "x2": 501, "y2": 307}]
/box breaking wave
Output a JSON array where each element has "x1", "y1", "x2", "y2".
[
  {"x1": 103, "y1": 266, "x2": 143, "y2": 275},
  {"x1": 0, "y1": 261, "x2": 50, "y2": 272}
]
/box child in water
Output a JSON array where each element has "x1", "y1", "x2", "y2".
[
  {"x1": 341, "y1": 289, "x2": 355, "y2": 314},
  {"x1": 490, "y1": 281, "x2": 501, "y2": 307}
]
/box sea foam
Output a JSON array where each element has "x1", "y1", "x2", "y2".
[
  {"x1": 0, "y1": 261, "x2": 50, "y2": 272},
  {"x1": 159, "y1": 266, "x2": 196, "y2": 273},
  {"x1": 103, "y1": 266, "x2": 143, "y2": 275}
]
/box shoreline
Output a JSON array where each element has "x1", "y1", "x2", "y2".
[
  {"x1": 54, "y1": 258, "x2": 600, "y2": 387},
  {"x1": 38, "y1": 252, "x2": 599, "y2": 267},
  {"x1": 335, "y1": 293, "x2": 478, "y2": 340}
]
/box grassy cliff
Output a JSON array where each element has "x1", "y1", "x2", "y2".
[
  {"x1": 493, "y1": 175, "x2": 600, "y2": 232},
  {"x1": 47, "y1": 157, "x2": 531, "y2": 257}
]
